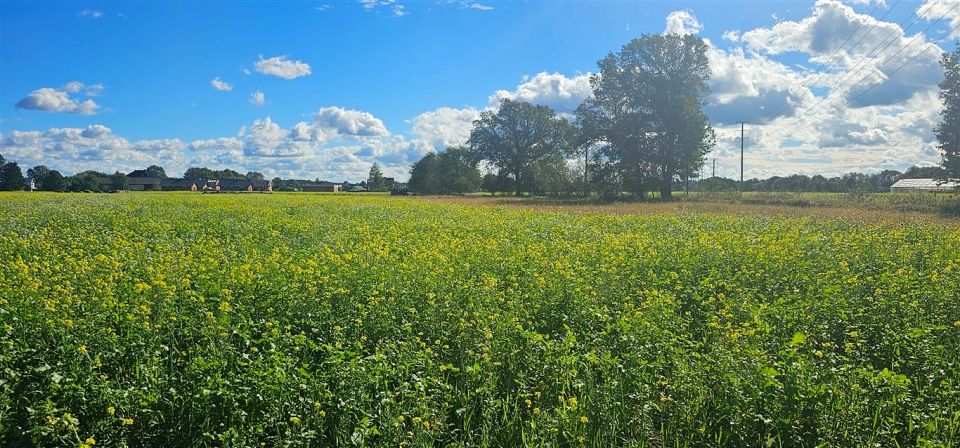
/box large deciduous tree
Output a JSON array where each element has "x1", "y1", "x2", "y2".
[
  {"x1": 578, "y1": 33, "x2": 715, "y2": 200},
  {"x1": 0, "y1": 161, "x2": 26, "y2": 191},
  {"x1": 468, "y1": 99, "x2": 573, "y2": 196},
  {"x1": 937, "y1": 44, "x2": 960, "y2": 180}
]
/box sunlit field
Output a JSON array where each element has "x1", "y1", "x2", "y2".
[{"x1": 2, "y1": 193, "x2": 959, "y2": 447}]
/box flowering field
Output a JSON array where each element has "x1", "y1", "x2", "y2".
[{"x1": 1, "y1": 193, "x2": 959, "y2": 447}]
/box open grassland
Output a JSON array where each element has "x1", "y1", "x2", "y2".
[
  {"x1": 432, "y1": 192, "x2": 960, "y2": 225},
  {"x1": 1, "y1": 193, "x2": 959, "y2": 447}
]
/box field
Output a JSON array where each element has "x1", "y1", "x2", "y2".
[{"x1": 1, "y1": 193, "x2": 959, "y2": 447}]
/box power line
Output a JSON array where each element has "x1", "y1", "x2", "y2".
[
  {"x1": 765, "y1": 0, "x2": 892, "y2": 124},
  {"x1": 777, "y1": 6, "x2": 959, "y2": 140},
  {"x1": 786, "y1": 0, "x2": 938, "y2": 127}
]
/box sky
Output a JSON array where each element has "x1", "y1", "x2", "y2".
[{"x1": 1, "y1": 0, "x2": 958, "y2": 182}]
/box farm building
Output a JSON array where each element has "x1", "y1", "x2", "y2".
[
  {"x1": 218, "y1": 179, "x2": 273, "y2": 192},
  {"x1": 889, "y1": 178, "x2": 960, "y2": 193},
  {"x1": 160, "y1": 178, "x2": 199, "y2": 191},
  {"x1": 303, "y1": 183, "x2": 341, "y2": 192},
  {"x1": 126, "y1": 177, "x2": 162, "y2": 191}
]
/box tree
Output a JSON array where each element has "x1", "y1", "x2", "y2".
[
  {"x1": 111, "y1": 171, "x2": 129, "y2": 191},
  {"x1": 27, "y1": 165, "x2": 51, "y2": 187},
  {"x1": 0, "y1": 161, "x2": 26, "y2": 191},
  {"x1": 367, "y1": 163, "x2": 386, "y2": 191},
  {"x1": 408, "y1": 153, "x2": 441, "y2": 194},
  {"x1": 68, "y1": 173, "x2": 100, "y2": 192},
  {"x1": 143, "y1": 165, "x2": 167, "y2": 178},
  {"x1": 184, "y1": 167, "x2": 216, "y2": 180},
  {"x1": 578, "y1": 33, "x2": 715, "y2": 200},
  {"x1": 43, "y1": 170, "x2": 67, "y2": 192},
  {"x1": 468, "y1": 99, "x2": 573, "y2": 196},
  {"x1": 246, "y1": 171, "x2": 265, "y2": 181},
  {"x1": 937, "y1": 44, "x2": 960, "y2": 180}
]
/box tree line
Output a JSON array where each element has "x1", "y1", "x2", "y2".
[{"x1": 408, "y1": 36, "x2": 960, "y2": 198}]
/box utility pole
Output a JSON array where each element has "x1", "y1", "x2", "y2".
[
  {"x1": 712, "y1": 158, "x2": 716, "y2": 178},
  {"x1": 737, "y1": 121, "x2": 748, "y2": 189}
]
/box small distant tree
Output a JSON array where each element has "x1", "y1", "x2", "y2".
[
  {"x1": 68, "y1": 172, "x2": 100, "y2": 192},
  {"x1": 367, "y1": 163, "x2": 386, "y2": 191},
  {"x1": 143, "y1": 165, "x2": 167, "y2": 178},
  {"x1": 27, "y1": 165, "x2": 51, "y2": 187},
  {"x1": 0, "y1": 161, "x2": 26, "y2": 191},
  {"x1": 408, "y1": 153, "x2": 441, "y2": 194},
  {"x1": 184, "y1": 167, "x2": 216, "y2": 180},
  {"x1": 246, "y1": 171, "x2": 265, "y2": 181},
  {"x1": 937, "y1": 44, "x2": 960, "y2": 180},
  {"x1": 44, "y1": 170, "x2": 67, "y2": 192},
  {"x1": 111, "y1": 171, "x2": 128, "y2": 191}
]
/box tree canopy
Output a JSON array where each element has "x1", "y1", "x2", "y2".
[
  {"x1": 578, "y1": 33, "x2": 715, "y2": 199},
  {"x1": 367, "y1": 163, "x2": 386, "y2": 191},
  {"x1": 937, "y1": 44, "x2": 960, "y2": 180},
  {"x1": 408, "y1": 147, "x2": 481, "y2": 195},
  {"x1": 468, "y1": 99, "x2": 573, "y2": 196}
]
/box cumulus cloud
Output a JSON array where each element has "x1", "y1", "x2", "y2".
[
  {"x1": 313, "y1": 106, "x2": 390, "y2": 137},
  {"x1": 361, "y1": 0, "x2": 406, "y2": 16},
  {"x1": 250, "y1": 90, "x2": 265, "y2": 107},
  {"x1": 489, "y1": 72, "x2": 593, "y2": 115},
  {"x1": 665, "y1": 10, "x2": 704, "y2": 35},
  {"x1": 919, "y1": 0, "x2": 960, "y2": 38},
  {"x1": 412, "y1": 107, "x2": 480, "y2": 149},
  {"x1": 15, "y1": 88, "x2": 101, "y2": 115},
  {"x1": 211, "y1": 77, "x2": 233, "y2": 91},
  {"x1": 253, "y1": 55, "x2": 312, "y2": 79}
]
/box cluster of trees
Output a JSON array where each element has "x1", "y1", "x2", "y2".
[
  {"x1": 699, "y1": 166, "x2": 948, "y2": 193},
  {"x1": 407, "y1": 39, "x2": 960, "y2": 198},
  {"x1": 409, "y1": 34, "x2": 715, "y2": 199}
]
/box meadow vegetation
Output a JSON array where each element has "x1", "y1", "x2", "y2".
[{"x1": 1, "y1": 193, "x2": 959, "y2": 447}]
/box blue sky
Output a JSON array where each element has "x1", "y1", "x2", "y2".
[{"x1": 1, "y1": 0, "x2": 957, "y2": 181}]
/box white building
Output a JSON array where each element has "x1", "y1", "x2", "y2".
[{"x1": 889, "y1": 178, "x2": 960, "y2": 193}]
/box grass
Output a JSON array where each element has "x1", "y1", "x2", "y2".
[{"x1": 1, "y1": 192, "x2": 959, "y2": 447}]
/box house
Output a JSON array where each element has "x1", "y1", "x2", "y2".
[
  {"x1": 127, "y1": 169, "x2": 151, "y2": 178},
  {"x1": 303, "y1": 183, "x2": 341, "y2": 193},
  {"x1": 889, "y1": 178, "x2": 960, "y2": 193},
  {"x1": 217, "y1": 179, "x2": 273, "y2": 192},
  {"x1": 347, "y1": 185, "x2": 368, "y2": 192},
  {"x1": 383, "y1": 177, "x2": 396, "y2": 190},
  {"x1": 126, "y1": 177, "x2": 162, "y2": 191},
  {"x1": 160, "y1": 178, "x2": 198, "y2": 191}
]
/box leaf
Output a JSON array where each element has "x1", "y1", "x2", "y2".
[{"x1": 790, "y1": 332, "x2": 806, "y2": 346}]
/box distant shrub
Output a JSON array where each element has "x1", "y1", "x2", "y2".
[{"x1": 938, "y1": 200, "x2": 960, "y2": 217}]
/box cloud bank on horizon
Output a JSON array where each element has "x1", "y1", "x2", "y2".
[{"x1": 0, "y1": 0, "x2": 955, "y2": 181}]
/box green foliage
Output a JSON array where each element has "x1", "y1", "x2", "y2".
[
  {"x1": 468, "y1": 99, "x2": 573, "y2": 196},
  {"x1": 0, "y1": 160, "x2": 26, "y2": 191},
  {"x1": 42, "y1": 171, "x2": 67, "y2": 192},
  {"x1": 1, "y1": 194, "x2": 959, "y2": 447},
  {"x1": 578, "y1": 33, "x2": 715, "y2": 200},
  {"x1": 408, "y1": 147, "x2": 481, "y2": 195},
  {"x1": 367, "y1": 163, "x2": 386, "y2": 191},
  {"x1": 937, "y1": 44, "x2": 960, "y2": 179}
]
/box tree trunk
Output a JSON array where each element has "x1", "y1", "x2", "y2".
[{"x1": 661, "y1": 170, "x2": 673, "y2": 201}]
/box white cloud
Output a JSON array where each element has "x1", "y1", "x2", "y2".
[
  {"x1": 64, "y1": 81, "x2": 84, "y2": 93},
  {"x1": 253, "y1": 55, "x2": 312, "y2": 79},
  {"x1": 211, "y1": 77, "x2": 233, "y2": 92},
  {"x1": 250, "y1": 90, "x2": 265, "y2": 107},
  {"x1": 411, "y1": 107, "x2": 480, "y2": 149},
  {"x1": 665, "y1": 10, "x2": 703, "y2": 35},
  {"x1": 360, "y1": 0, "x2": 406, "y2": 16},
  {"x1": 468, "y1": 3, "x2": 494, "y2": 11},
  {"x1": 489, "y1": 72, "x2": 593, "y2": 115},
  {"x1": 313, "y1": 106, "x2": 390, "y2": 137},
  {"x1": 919, "y1": 0, "x2": 960, "y2": 38},
  {"x1": 15, "y1": 88, "x2": 101, "y2": 115},
  {"x1": 79, "y1": 10, "x2": 102, "y2": 19}
]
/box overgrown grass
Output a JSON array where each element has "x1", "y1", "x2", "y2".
[{"x1": 1, "y1": 193, "x2": 959, "y2": 447}]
